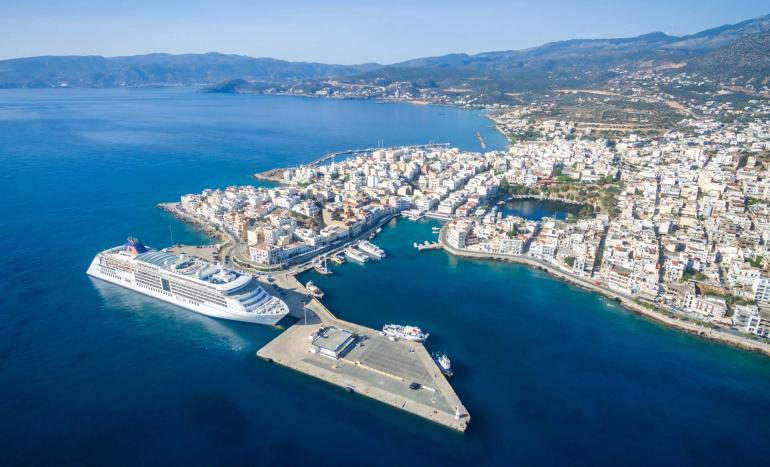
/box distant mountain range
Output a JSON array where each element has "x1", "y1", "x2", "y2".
[
  {"x1": 1, "y1": 14, "x2": 769, "y2": 97},
  {"x1": 0, "y1": 53, "x2": 379, "y2": 88},
  {"x1": 327, "y1": 13, "x2": 770, "y2": 96}
]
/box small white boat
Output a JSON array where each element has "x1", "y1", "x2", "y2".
[
  {"x1": 305, "y1": 281, "x2": 324, "y2": 298},
  {"x1": 432, "y1": 352, "x2": 453, "y2": 377}
]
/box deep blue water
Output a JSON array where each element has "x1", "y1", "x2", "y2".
[{"x1": 1, "y1": 88, "x2": 770, "y2": 466}]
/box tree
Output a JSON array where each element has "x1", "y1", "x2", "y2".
[
  {"x1": 499, "y1": 177, "x2": 510, "y2": 193},
  {"x1": 738, "y1": 153, "x2": 749, "y2": 169}
]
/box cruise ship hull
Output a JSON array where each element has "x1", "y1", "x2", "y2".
[{"x1": 87, "y1": 255, "x2": 287, "y2": 326}]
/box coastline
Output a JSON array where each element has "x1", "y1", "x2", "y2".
[
  {"x1": 253, "y1": 168, "x2": 285, "y2": 183},
  {"x1": 157, "y1": 202, "x2": 232, "y2": 245},
  {"x1": 438, "y1": 225, "x2": 770, "y2": 358}
]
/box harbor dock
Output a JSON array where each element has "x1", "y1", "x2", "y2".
[
  {"x1": 414, "y1": 241, "x2": 443, "y2": 251},
  {"x1": 257, "y1": 275, "x2": 470, "y2": 432}
]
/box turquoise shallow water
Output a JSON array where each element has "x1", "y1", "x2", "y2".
[{"x1": 1, "y1": 88, "x2": 770, "y2": 466}]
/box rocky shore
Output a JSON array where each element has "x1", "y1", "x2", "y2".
[{"x1": 252, "y1": 168, "x2": 286, "y2": 183}]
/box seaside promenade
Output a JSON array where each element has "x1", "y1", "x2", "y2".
[{"x1": 437, "y1": 225, "x2": 770, "y2": 358}]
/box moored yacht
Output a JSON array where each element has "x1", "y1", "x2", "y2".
[
  {"x1": 344, "y1": 247, "x2": 369, "y2": 263},
  {"x1": 358, "y1": 240, "x2": 386, "y2": 260}
]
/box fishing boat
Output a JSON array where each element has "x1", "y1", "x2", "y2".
[
  {"x1": 305, "y1": 281, "x2": 324, "y2": 298},
  {"x1": 330, "y1": 253, "x2": 346, "y2": 265},
  {"x1": 382, "y1": 324, "x2": 428, "y2": 342}
]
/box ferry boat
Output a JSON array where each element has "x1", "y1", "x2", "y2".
[
  {"x1": 358, "y1": 240, "x2": 386, "y2": 259},
  {"x1": 344, "y1": 247, "x2": 369, "y2": 264},
  {"x1": 87, "y1": 237, "x2": 289, "y2": 325},
  {"x1": 432, "y1": 352, "x2": 453, "y2": 377},
  {"x1": 382, "y1": 324, "x2": 429, "y2": 342},
  {"x1": 305, "y1": 281, "x2": 324, "y2": 298}
]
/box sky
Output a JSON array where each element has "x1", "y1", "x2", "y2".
[{"x1": 1, "y1": 0, "x2": 768, "y2": 64}]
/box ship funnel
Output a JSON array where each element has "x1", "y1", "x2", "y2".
[{"x1": 125, "y1": 236, "x2": 148, "y2": 256}]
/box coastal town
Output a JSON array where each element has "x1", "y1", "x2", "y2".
[{"x1": 167, "y1": 85, "x2": 770, "y2": 352}]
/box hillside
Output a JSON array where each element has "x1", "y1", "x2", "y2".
[
  {"x1": 202, "y1": 13, "x2": 770, "y2": 104},
  {"x1": 339, "y1": 14, "x2": 770, "y2": 93},
  {"x1": 683, "y1": 31, "x2": 770, "y2": 84},
  {"x1": 0, "y1": 53, "x2": 381, "y2": 88},
  {"x1": 1, "y1": 13, "x2": 769, "y2": 97}
]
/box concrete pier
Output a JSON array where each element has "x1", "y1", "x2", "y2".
[
  {"x1": 414, "y1": 241, "x2": 443, "y2": 251},
  {"x1": 257, "y1": 275, "x2": 470, "y2": 432}
]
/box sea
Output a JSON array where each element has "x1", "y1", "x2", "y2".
[{"x1": 1, "y1": 88, "x2": 769, "y2": 466}]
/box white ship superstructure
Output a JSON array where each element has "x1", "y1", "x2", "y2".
[
  {"x1": 358, "y1": 240, "x2": 386, "y2": 259},
  {"x1": 87, "y1": 237, "x2": 289, "y2": 325},
  {"x1": 344, "y1": 247, "x2": 369, "y2": 263},
  {"x1": 382, "y1": 324, "x2": 429, "y2": 342}
]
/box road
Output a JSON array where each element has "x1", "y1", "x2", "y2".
[{"x1": 438, "y1": 224, "x2": 770, "y2": 357}]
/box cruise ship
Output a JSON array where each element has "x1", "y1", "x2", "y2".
[
  {"x1": 87, "y1": 237, "x2": 289, "y2": 325},
  {"x1": 358, "y1": 240, "x2": 386, "y2": 260}
]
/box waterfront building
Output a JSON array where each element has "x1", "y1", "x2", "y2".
[
  {"x1": 447, "y1": 221, "x2": 470, "y2": 249},
  {"x1": 733, "y1": 304, "x2": 762, "y2": 335},
  {"x1": 753, "y1": 277, "x2": 770, "y2": 304},
  {"x1": 309, "y1": 327, "x2": 357, "y2": 359},
  {"x1": 250, "y1": 243, "x2": 282, "y2": 265},
  {"x1": 683, "y1": 289, "x2": 728, "y2": 320}
]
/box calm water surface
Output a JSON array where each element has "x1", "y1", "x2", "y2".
[
  {"x1": 502, "y1": 198, "x2": 581, "y2": 220},
  {"x1": 1, "y1": 88, "x2": 769, "y2": 466}
]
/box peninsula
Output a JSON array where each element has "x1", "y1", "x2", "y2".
[{"x1": 162, "y1": 82, "x2": 770, "y2": 359}]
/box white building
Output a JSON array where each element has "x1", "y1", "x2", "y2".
[
  {"x1": 733, "y1": 304, "x2": 762, "y2": 334},
  {"x1": 752, "y1": 276, "x2": 770, "y2": 303}
]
